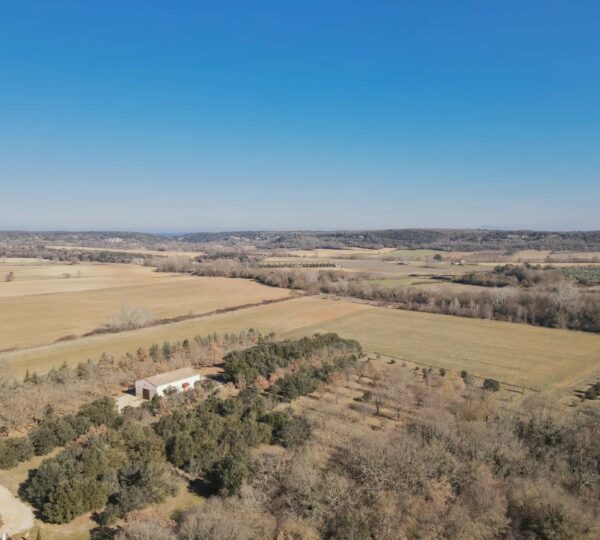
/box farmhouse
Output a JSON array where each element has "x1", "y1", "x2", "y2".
[{"x1": 135, "y1": 367, "x2": 203, "y2": 400}]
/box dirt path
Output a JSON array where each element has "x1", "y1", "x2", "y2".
[{"x1": 0, "y1": 485, "x2": 33, "y2": 536}]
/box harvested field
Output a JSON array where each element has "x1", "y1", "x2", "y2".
[
  {"x1": 0, "y1": 262, "x2": 291, "y2": 351},
  {"x1": 46, "y1": 245, "x2": 204, "y2": 258},
  {"x1": 286, "y1": 247, "x2": 396, "y2": 258},
  {"x1": 264, "y1": 256, "x2": 489, "y2": 278},
  {"x1": 0, "y1": 263, "x2": 176, "y2": 298},
  {"x1": 368, "y1": 277, "x2": 490, "y2": 293},
  {"x1": 2, "y1": 296, "x2": 598, "y2": 392}
]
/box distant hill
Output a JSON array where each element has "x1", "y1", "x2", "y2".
[
  {"x1": 180, "y1": 229, "x2": 600, "y2": 251},
  {"x1": 2, "y1": 229, "x2": 600, "y2": 252}
]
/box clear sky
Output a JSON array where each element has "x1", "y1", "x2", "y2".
[{"x1": 0, "y1": 1, "x2": 598, "y2": 231}]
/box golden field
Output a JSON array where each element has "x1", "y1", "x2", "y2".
[
  {"x1": 0, "y1": 262, "x2": 291, "y2": 351},
  {"x1": 264, "y1": 255, "x2": 487, "y2": 278},
  {"x1": 2, "y1": 296, "x2": 598, "y2": 392},
  {"x1": 45, "y1": 245, "x2": 204, "y2": 258}
]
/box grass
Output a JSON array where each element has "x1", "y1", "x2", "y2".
[
  {"x1": 2, "y1": 296, "x2": 598, "y2": 392},
  {"x1": 47, "y1": 245, "x2": 204, "y2": 258},
  {"x1": 0, "y1": 262, "x2": 290, "y2": 351},
  {"x1": 382, "y1": 249, "x2": 442, "y2": 259},
  {"x1": 367, "y1": 277, "x2": 426, "y2": 286},
  {"x1": 367, "y1": 277, "x2": 489, "y2": 294}
]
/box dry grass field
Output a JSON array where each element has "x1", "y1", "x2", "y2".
[
  {"x1": 265, "y1": 256, "x2": 488, "y2": 278},
  {"x1": 0, "y1": 262, "x2": 291, "y2": 351},
  {"x1": 2, "y1": 296, "x2": 598, "y2": 392},
  {"x1": 286, "y1": 247, "x2": 396, "y2": 258},
  {"x1": 46, "y1": 245, "x2": 204, "y2": 257},
  {"x1": 367, "y1": 277, "x2": 490, "y2": 293}
]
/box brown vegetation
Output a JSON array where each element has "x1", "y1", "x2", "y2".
[
  {"x1": 0, "y1": 330, "x2": 260, "y2": 435},
  {"x1": 187, "y1": 260, "x2": 600, "y2": 333}
]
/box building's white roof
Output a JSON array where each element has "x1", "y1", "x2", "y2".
[{"x1": 141, "y1": 367, "x2": 198, "y2": 387}]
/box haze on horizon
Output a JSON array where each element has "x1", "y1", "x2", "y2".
[{"x1": 0, "y1": 1, "x2": 599, "y2": 232}]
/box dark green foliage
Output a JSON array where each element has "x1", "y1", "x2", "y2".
[
  {"x1": 483, "y1": 378, "x2": 500, "y2": 392},
  {"x1": 156, "y1": 386, "x2": 313, "y2": 495},
  {"x1": 260, "y1": 409, "x2": 312, "y2": 448},
  {"x1": 23, "y1": 418, "x2": 173, "y2": 524},
  {"x1": 269, "y1": 363, "x2": 339, "y2": 400},
  {"x1": 22, "y1": 435, "x2": 122, "y2": 523},
  {"x1": 155, "y1": 391, "x2": 273, "y2": 479},
  {"x1": 100, "y1": 460, "x2": 176, "y2": 522},
  {"x1": 208, "y1": 453, "x2": 248, "y2": 496},
  {"x1": 78, "y1": 397, "x2": 121, "y2": 428},
  {"x1": 0, "y1": 437, "x2": 33, "y2": 469},
  {"x1": 516, "y1": 416, "x2": 565, "y2": 459},
  {"x1": 28, "y1": 425, "x2": 60, "y2": 456},
  {"x1": 0, "y1": 397, "x2": 118, "y2": 470},
  {"x1": 456, "y1": 264, "x2": 550, "y2": 288},
  {"x1": 223, "y1": 333, "x2": 361, "y2": 385},
  {"x1": 583, "y1": 381, "x2": 600, "y2": 400}
]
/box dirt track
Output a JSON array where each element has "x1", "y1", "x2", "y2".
[{"x1": 0, "y1": 485, "x2": 33, "y2": 536}]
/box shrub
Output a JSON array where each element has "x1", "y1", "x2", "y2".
[
  {"x1": 78, "y1": 397, "x2": 121, "y2": 428},
  {"x1": 223, "y1": 334, "x2": 361, "y2": 385},
  {"x1": 0, "y1": 437, "x2": 33, "y2": 469},
  {"x1": 483, "y1": 378, "x2": 500, "y2": 392},
  {"x1": 261, "y1": 410, "x2": 312, "y2": 448},
  {"x1": 22, "y1": 436, "x2": 122, "y2": 523},
  {"x1": 209, "y1": 454, "x2": 248, "y2": 496}
]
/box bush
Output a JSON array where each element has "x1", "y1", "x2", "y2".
[
  {"x1": 483, "y1": 378, "x2": 500, "y2": 392},
  {"x1": 209, "y1": 454, "x2": 248, "y2": 495},
  {"x1": 223, "y1": 334, "x2": 361, "y2": 385},
  {"x1": 0, "y1": 437, "x2": 33, "y2": 469},
  {"x1": 78, "y1": 397, "x2": 121, "y2": 428},
  {"x1": 261, "y1": 410, "x2": 312, "y2": 448},
  {"x1": 22, "y1": 436, "x2": 121, "y2": 523},
  {"x1": 279, "y1": 416, "x2": 312, "y2": 448}
]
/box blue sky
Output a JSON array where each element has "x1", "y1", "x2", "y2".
[{"x1": 0, "y1": 1, "x2": 598, "y2": 231}]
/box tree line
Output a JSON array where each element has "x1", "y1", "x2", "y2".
[
  {"x1": 16, "y1": 334, "x2": 360, "y2": 528},
  {"x1": 0, "y1": 329, "x2": 260, "y2": 435},
  {"x1": 111, "y1": 357, "x2": 600, "y2": 539},
  {"x1": 184, "y1": 260, "x2": 600, "y2": 333}
]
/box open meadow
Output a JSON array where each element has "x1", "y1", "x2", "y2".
[
  {"x1": 0, "y1": 261, "x2": 291, "y2": 351},
  {"x1": 2, "y1": 295, "x2": 598, "y2": 392}
]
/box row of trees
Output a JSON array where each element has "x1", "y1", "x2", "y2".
[
  {"x1": 0, "y1": 246, "x2": 153, "y2": 264},
  {"x1": 17, "y1": 334, "x2": 363, "y2": 529},
  {"x1": 187, "y1": 259, "x2": 600, "y2": 333},
  {"x1": 111, "y1": 358, "x2": 600, "y2": 540},
  {"x1": 22, "y1": 418, "x2": 176, "y2": 524},
  {"x1": 22, "y1": 389, "x2": 314, "y2": 525},
  {"x1": 155, "y1": 390, "x2": 312, "y2": 496},
  {"x1": 222, "y1": 333, "x2": 362, "y2": 386},
  {"x1": 0, "y1": 397, "x2": 119, "y2": 469},
  {"x1": 0, "y1": 329, "x2": 260, "y2": 435},
  {"x1": 455, "y1": 263, "x2": 563, "y2": 288}
]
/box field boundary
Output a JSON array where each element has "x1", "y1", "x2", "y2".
[
  {"x1": 45, "y1": 293, "x2": 308, "y2": 342},
  {"x1": 372, "y1": 352, "x2": 541, "y2": 393}
]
